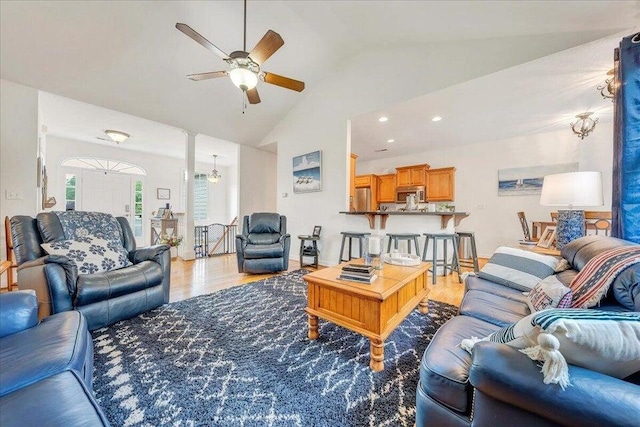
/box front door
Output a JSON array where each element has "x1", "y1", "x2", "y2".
[{"x1": 81, "y1": 169, "x2": 134, "y2": 238}]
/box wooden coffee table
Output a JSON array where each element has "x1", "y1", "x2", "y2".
[{"x1": 303, "y1": 260, "x2": 430, "y2": 371}]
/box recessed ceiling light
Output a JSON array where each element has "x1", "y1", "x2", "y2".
[
  {"x1": 374, "y1": 148, "x2": 388, "y2": 152},
  {"x1": 387, "y1": 139, "x2": 395, "y2": 143},
  {"x1": 432, "y1": 116, "x2": 442, "y2": 122},
  {"x1": 378, "y1": 116, "x2": 388, "y2": 122}
]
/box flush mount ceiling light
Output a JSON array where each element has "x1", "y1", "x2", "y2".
[
  {"x1": 596, "y1": 69, "x2": 616, "y2": 100},
  {"x1": 570, "y1": 112, "x2": 598, "y2": 140},
  {"x1": 208, "y1": 155, "x2": 222, "y2": 183},
  {"x1": 431, "y1": 116, "x2": 442, "y2": 122},
  {"x1": 104, "y1": 130, "x2": 130, "y2": 144},
  {"x1": 378, "y1": 116, "x2": 389, "y2": 122},
  {"x1": 386, "y1": 139, "x2": 395, "y2": 143}
]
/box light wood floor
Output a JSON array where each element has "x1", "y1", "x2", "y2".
[{"x1": 170, "y1": 255, "x2": 479, "y2": 307}]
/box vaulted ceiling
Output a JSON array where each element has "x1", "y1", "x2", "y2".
[{"x1": 1, "y1": 1, "x2": 638, "y2": 147}]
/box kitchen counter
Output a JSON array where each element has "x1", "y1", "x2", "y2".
[{"x1": 339, "y1": 210, "x2": 470, "y2": 229}]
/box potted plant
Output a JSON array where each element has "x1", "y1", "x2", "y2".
[{"x1": 159, "y1": 234, "x2": 183, "y2": 260}]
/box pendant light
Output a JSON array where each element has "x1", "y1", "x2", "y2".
[{"x1": 208, "y1": 155, "x2": 222, "y2": 183}]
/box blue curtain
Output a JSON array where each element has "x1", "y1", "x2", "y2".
[{"x1": 612, "y1": 33, "x2": 640, "y2": 243}]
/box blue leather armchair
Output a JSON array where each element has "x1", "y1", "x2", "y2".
[
  {"x1": 0, "y1": 290, "x2": 109, "y2": 426},
  {"x1": 10, "y1": 211, "x2": 171, "y2": 330},
  {"x1": 236, "y1": 213, "x2": 291, "y2": 273}
]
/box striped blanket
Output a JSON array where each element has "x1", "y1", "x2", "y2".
[{"x1": 570, "y1": 246, "x2": 640, "y2": 308}]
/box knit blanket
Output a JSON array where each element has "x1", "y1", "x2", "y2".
[{"x1": 570, "y1": 246, "x2": 640, "y2": 308}]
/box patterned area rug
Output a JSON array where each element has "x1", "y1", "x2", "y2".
[{"x1": 92, "y1": 269, "x2": 457, "y2": 426}]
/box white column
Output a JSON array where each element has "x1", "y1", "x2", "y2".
[{"x1": 182, "y1": 131, "x2": 197, "y2": 260}]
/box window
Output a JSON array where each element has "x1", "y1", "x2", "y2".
[
  {"x1": 134, "y1": 180, "x2": 143, "y2": 238},
  {"x1": 194, "y1": 173, "x2": 208, "y2": 221},
  {"x1": 65, "y1": 174, "x2": 76, "y2": 210}
]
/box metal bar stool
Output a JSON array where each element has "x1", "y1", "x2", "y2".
[
  {"x1": 422, "y1": 233, "x2": 462, "y2": 284},
  {"x1": 456, "y1": 231, "x2": 479, "y2": 273},
  {"x1": 386, "y1": 233, "x2": 421, "y2": 258},
  {"x1": 338, "y1": 231, "x2": 371, "y2": 263}
]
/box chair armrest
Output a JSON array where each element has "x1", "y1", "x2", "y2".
[
  {"x1": 279, "y1": 234, "x2": 291, "y2": 244},
  {"x1": 0, "y1": 290, "x2": 38, "y2": 337},
  {"x1": 469, "y1": 341, "x2": 640, "y2": 427},
  {"x1": 129, "y1": 244, "x2": 170, "y2": 264}
]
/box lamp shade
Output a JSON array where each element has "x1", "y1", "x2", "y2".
[{"x1": 539, "y1": 171, "x2": 603, "y2": 207}]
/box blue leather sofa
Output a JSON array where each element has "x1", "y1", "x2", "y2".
[
  {"x1": 0, "y1": 290, "x2": 109, "y2": 426},
  {"x1": 416, "y1": 236, "x2": 640, "y2": 427},
  {"x1": 236, "y1": 213, "x2": 291, "y2": 273},
  {"x1": 10, "y1": 211, "x2": 171, "y2": 330}
]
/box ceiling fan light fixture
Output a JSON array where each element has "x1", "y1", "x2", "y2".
[
  {"x1": 229, "y1": 66, "x2": 258, "y2": 91},
  {"x1": 104, "y1": 130, "x2": 130, "y2": 144}
]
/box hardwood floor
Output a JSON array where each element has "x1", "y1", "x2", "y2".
[{"x1": 170, "y1": 255, "x2": 474, "y2": 307}]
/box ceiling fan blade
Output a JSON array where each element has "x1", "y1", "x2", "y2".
[
  {"x1": 187, "y1": 71, "x2": 228, "y2": 81},
  {"x1": 246, "y1": 87, "x2": 261, "y2": 104},
  {"x1": 249, "y1": 30, "x2": 284, "y2": 65},
  {"x1": 176, "y1": 23, "x2": 229, "y2": 60},
  {"x1": 263, "y1": 72, "x2": 305, "y2": 92}
]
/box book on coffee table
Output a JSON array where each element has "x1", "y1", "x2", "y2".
[{"x1": 338, "y1": 273, "x2": 377, "y2": 284}]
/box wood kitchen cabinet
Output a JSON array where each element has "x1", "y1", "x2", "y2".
[
  {"x1": 377, "y1": 174, "x2": 396, "y2": 202},
  {"x1": 349, "y1": 153, "x2": 357, "y2": 210},
  {"x1": 396, "y1": 164, "x2": 430, "y2": 186},
  {"x1": 426, "y1": 167, "x2": 455, "y2": 201}
]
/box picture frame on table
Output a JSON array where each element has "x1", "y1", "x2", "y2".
[
  {"x1": 156, "y1": 208, "x2": 166, "y2": 219},
  {"x1": 312, "y1": 226, "x2": 322, "y2": 237},
  {"x1": 157, "y1": 188, "x2": 170, "y2": 200},
  {"x1": 537, "y1": 226, "x2": 557, "y2": 249}
]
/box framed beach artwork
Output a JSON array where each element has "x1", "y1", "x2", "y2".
[
  {"x1": 293, "y1": 150, "x2": 322, "y2": 194},
  {"x1": 498, "y1": 162, "x2": 579, "y2": 196}
]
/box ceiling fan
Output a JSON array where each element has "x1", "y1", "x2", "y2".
[{"x1": 176, "y1": 0, "x2": 305, "y2": 105}]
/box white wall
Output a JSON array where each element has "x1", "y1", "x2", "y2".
[
  {"x1": 357, "y1": 125, "x2": 613, "y2": 257},
  {"x1": 0, "y1": 79, "x2": 39, "y2": 278},
  {"x1": 262, "y1": 37, "x2": 608, "y2": 265},
  {"x1": 46, "y1": 136, "x2": 237, "y2": 244},
  {"x1": 238, "y1": 145, "x2": 277, "y2": 225}
]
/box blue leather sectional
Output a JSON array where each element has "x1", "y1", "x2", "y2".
[
  {"x1": 0, "y1": 290, "x2": 109, "y2": 427},
  {"x1": 416, "y1": 236, "x2": 640, "y2": 427}
]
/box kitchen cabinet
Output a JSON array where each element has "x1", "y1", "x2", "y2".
[
  {"x1": 377, "y1": 174, "x2": 396, "y2": 202},
  {"x1": 355, "y1": 174, "x2": 379, "y2": 210},
  {"x1": 426, "y1": 167, "x2": 455, "y2": 201},
  {"x1": 396, "y1": 164, "x2": 430, "y2": 186},
  {"x1": 350, "y1": 153, "x2": 357, "y2": 210}
]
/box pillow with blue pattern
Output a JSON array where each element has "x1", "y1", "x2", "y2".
[{"x1": 41, "y1": 236, "x2": 131, "y2": 274}]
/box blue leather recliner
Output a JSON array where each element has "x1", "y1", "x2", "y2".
[
  {"x1": 10, "y1": 211, "x2": 171, "y2": 330},
  {"x1": 236, "y1": 213, "x2": 291, "y2": 274},
  {"x1": 0, "y1": 290, "x2": 110, "y2": 427}
]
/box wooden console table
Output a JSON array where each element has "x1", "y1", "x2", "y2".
[
  {"x1": 150, "y1": 218, "x2": 178, "y2": 245},
  {"x1": 339, "y1": 211, "x2": 470, "y2": 230}
]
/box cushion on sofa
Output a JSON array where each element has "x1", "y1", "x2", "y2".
[
  {"x1": 41, "y1": 237, "x2": 132, "y2": 275},
  {"x1": 525, "y1": 275, "x2": 572, "y2": 313},
  {"x1": 611, "y1": 264, "x2": 640, "y2": 311},
  {"x1": 243, "y1": 243, "x2": 284, "y2": 259},
  {"x1": 561, "y1": 235, "x2": 637, "y2": 271},
  {"x1": 465, "y1": 275, "x2": 528, "y2": 303},
  {"x1": 0, "y1": 311, "x2": 91, "y2": 396},
  {"x1": 477, "y1": 247, "x2": 559, "y2": 291},
  {"x1": 421, "y1": 315, "x2": 499, "y2": 413},
  {"x1": 459, "y1": 290, "x2": 531, "y2": 327}
]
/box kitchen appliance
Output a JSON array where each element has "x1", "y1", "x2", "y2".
[
  {"x1": 396, "y1": 186, "x2": 426, "y2": 204},
  {"x1": 354, "y1": 187, "x2": 371, "y2": 211}
]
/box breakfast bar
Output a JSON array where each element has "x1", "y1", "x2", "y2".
[{"x1": 339, "y1": 210, "x2": 470, "y2": 230}]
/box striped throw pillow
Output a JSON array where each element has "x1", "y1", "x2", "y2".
[
  {"x1": 478, "y1": 246, "x2": 560, "y2": 291},
  {"x1": 570, "y1": 246, "x2": 640, "y2": 308}
]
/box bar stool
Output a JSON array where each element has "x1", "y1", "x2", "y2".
[
  {"x1": 456, "y1": 231, "x2": 479, "y2": 273},
  {"x1": 422, "y1": 233, "x2": 462, "y2": 284},
  {"x1": 386, "y1": 233, "x2": 421, "y2": 258},
  {"x1": 338, "y1": 231, "x2": 371, "y2": 263}
]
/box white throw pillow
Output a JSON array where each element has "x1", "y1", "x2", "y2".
[
  {"x1": 477, "y1": 246, "x2": 560, "y2": 291},
  {"x1": 41, "y1": 236, "x2": 131, "y2": 274},
  {"x1": 525, "y1": 275, "x2": 572, "y2": 313},
  {"x1": 462, "y1": 309, "x2": 640, "y2": 389}
]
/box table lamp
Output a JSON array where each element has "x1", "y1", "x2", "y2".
[{"x1": 539, "y1": 171, "x2": 603, "y2": 249}]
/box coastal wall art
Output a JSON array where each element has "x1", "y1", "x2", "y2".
[
  {"x1": 498, "y1": 162, "x2": 579, "y2": 196},
  {"x1": 293, "y1": 150, "x2": 322, "y2": 194}
]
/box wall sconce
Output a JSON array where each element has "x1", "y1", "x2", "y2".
[
  {"x1": 570, "y1": 112, "x2": 598, "y2": 140},
  {"x1": 596, "y1": 69, "x2": 616, "y2": 100}
]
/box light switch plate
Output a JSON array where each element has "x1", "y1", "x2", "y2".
[{"x1": 5, "y1": 190, "x2": 22, "y2": 200}]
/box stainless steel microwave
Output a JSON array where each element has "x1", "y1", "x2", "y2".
[{"x1": 395, "y1": 186, "x2": 426, "y2": 203}]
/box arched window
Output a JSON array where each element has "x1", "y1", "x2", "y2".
[{"x1": 60, "y1": 157, "x2": 146, "y2": 175}]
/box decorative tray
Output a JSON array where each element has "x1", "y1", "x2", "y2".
[{"x1": 381, "y1": 253, "x2": 421, "y2": 266}]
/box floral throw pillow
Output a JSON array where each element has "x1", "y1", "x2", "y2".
[{"x1": 41, "y1": 236, "x2": 131, "y2": 274}]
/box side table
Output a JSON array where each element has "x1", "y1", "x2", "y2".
[{"x1": 298, "y1": 235, "x2": 320, "y2": 269}]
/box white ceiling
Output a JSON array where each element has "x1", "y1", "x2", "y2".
[
  {"x1": 40, "y1": 92, "x2": 238, "y2": 166},
  {"x1": 1, "y1": 1, "x2": 638, "y2": 151},
  {"x1": 351, "y1": 32, "x2": 624, "y2": 160}
]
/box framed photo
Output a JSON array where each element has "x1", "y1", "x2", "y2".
[
  {"x1": 157, "y1": 188, "x2": 170, "y2": 200},
  {"x1": 312, "y1": 226, "x2": 322, "y2": 237},
  {"x1": 156, "y1": 208, "x2": 166, "y2": 219},
  {"x1": 292, "y1": 150, "x2": 322, "y2": 194},
  {"x1": 537, "y1": 226, "x2": 557, "y2": 249}
]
